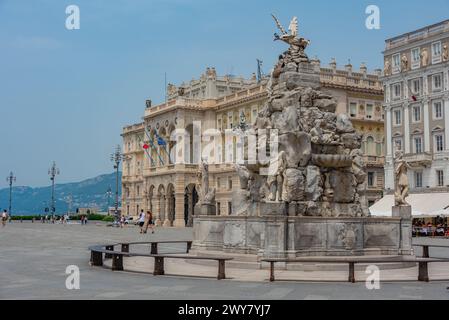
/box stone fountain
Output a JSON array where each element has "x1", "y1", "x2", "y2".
[{"x1": 193, "y1": 16, "x2": 412, "y2": 259}]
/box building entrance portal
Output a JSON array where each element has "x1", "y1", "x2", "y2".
[{"x1": 184, "y1": 184, "x2": 198, "y2": 227}]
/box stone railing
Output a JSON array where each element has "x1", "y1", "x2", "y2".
[
  {"x1": 320, "y1": 73, "x2": 382, "y2": 91},
  {"x1": 215, "y1": 84, "x2": 267, "y2": 105},
  {"x1": 385, "y1": 20, "x2": 449, "y2": 50},
  {"x1": 144, "y1": 163, "x2": 199, "y2": 175},
  {"x1": 363, "y1": 155, "x2": 385, "y2": 166},
  {"x1": 403, "y1": 153, "x2": 433, "y2": 167},
  {"x1": 144, "y1": 98, "x2": 204, "y2": 117}
]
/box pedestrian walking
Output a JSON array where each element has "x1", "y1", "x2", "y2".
[
  {"x1": 138, "y1": 210, "x2": 145, "y2": 233},
  {"x1": 120, "y1": 215, "x2": 125, "y2": 228},
  {"x1": 1, "y1": 210, "x2": 8, "y2": 227}
]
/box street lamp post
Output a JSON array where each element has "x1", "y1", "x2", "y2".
[
  {"x1": 110, "y1": 145, "x2": 123, "y2": 221},
  {"x1": 48, "y1": 161, "x2": 60, "y2": 220},
  {"x1": 6, "y1": 172, "x2": 16, "y2": 216},
  {"x1": 106, "y1": 187, "x2": 112, "y2": 212}
]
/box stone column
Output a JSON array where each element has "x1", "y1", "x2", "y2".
[
  {"x1": 403, "y1": 103, "x2": 410, "y2": 154},
  {"x1": 154, "y1": 195, "x2": 161, "y2": 226},
  {"x1": 187, "y1": 192, "x2": 194, "y2": 227},
  {"x1": 444, "y1": 96, "x2": 449, "y2": 150},
  {"x1": 173, "y1": 192, "x2": 186, "y2": 228},
  {"x1": 163, "y1": 196, "x2": 171, "y2": 227},
  {"x1": 423, "y1": 98, "x2": 430, "y2": 153}
]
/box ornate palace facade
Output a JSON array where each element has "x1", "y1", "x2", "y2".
[
  {"x1": 382, "y1": 20, "x2": 449, "y2": 194},
  {"x1": 122, "y1": 62, "x2": 384, "y2": 227}
]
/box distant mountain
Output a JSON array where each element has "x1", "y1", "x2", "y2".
[{"x1": 0, "y1": 172, "x2": 122, "y2": 215}]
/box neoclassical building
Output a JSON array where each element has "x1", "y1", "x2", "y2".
[
  {"x1": 122, "y1": 61, "x2": 384, "y2": 227},
  {"x1": 381, "y1": 20, "x2": 449, "y2": 195}
]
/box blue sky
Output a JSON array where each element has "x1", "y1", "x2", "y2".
[{"x1": 0, "y1": 0, "x2": 448, "y2": 188}]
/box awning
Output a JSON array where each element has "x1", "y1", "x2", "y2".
[{"x1": 369, "y1": 193, "x2": 449, "y2": 217}]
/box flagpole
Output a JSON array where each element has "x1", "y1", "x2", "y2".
[{"x1": 164, "y1": 72, "x2": 167, "y2": 105}]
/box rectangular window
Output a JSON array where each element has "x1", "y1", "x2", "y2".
[
  {"x1": 367, "y1": 172, "x2": 374, "y2": 187},
  {"x1": 435, "y1": 135, "x2": 444, "y2": 152},
  {"x1": 432, "y1": 41, "x2": 442, "y2": 64},
  {"x1": 434, "y1": 101, "x2": 443, "y2": 119},
  {"x1": 392, "y1": 54, "x2": 400, "y2": 73},
  {"x1": 412, "y1": 105, "x2": 421, "y2": 122},
  {"x1": 228, "y1": 178, "x2": 232, "y2": 190},
  {"x1": 411, "y1": 48, "x2": 421, "y2": 69},
  {"x1": 433, "y1": 74, "x2": 442, "y2": 91},
  {"x1": 412, "y1": 79, "x2": 420, "y2": 95},
  {"x1": 216, "y1": 202, "x2": 221, "y2": 215},
  {"x1": 394, "y1": 138, "x2": 403, "y2": 151},
  {"x1": 437, "y1": 170, "x2": 444, "y2": 187},
  {"x1": 414, "y1": 136, "x2": 423, "y2": 154},
  {"x1": 216, "y1": 177, "x2": 221, "y2": 189},
  {"x1": 366, "y1": 104, "x2": 373, "y2": 119},
  {"x1": 392, "y1": 83, "x2": 401, "y2": 99},
  {"x1": 394, "y1": 109, "x2": 402, "y2": 125},
  {"x1": 228, "y1": 202, "x2": 232, "y2": 215},
  {"x1": 415, "y1": 172, "x2": 423, "y2": 188},
  {"x1": 349, "y1": 103, "x2": 357, "y2": 117}
]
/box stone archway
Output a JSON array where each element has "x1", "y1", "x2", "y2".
[
  {"x1": 166, "y1": 183, "x2": 176, "y2": 226},
  {"x1": 184, "y1": 183, "x2": 199, "y2": 227},
  {"x1": 156, "y1": 184, "x2": 165, "y2": 226},
  {"x1": 145, "y1": 185, "x2": 154, "y2": 212}
]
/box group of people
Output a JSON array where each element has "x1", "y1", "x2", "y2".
[
  {"x1": 137, "y1": 209, "x2": 155, "y2": 234},
  {"x1": 413, "y1": 219, "x2": 448, "y2": 237}
]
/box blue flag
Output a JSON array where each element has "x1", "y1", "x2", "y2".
[{"x1": 157, "y1": 136, "x2": 166, "y2": 146}]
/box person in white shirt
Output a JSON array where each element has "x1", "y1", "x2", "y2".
[
  {"x1": 138, "y1": 210, "x2": 145, "y2": 233},
  {"x1": 2, "y1": 210, "x2": 8, "y2": 227}
]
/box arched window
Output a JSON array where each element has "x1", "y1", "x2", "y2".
[{"x1": 366, "y1": 136, "x2": 375, "y2": 156}]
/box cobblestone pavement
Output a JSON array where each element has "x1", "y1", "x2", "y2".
[{"x1": 1, "y1": 222, "x2": 449, "y2": 300}]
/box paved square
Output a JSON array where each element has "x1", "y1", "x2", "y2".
[{"x1": 1, "y1": 222, "x2": 449, "y2": 300}]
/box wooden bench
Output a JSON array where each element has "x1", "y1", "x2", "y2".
[
  {"x1": 88, "y1": 242, "x2": 232, "y2": 280},
  {"x1": 261, "y1": 257, "x2": 449, "y2": 283},
  {"x1": 413, "y1": 244, "x2": 449, "y2": 258}
]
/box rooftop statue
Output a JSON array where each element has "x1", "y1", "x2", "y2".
[{"x1": 271, "y1": 14, "x2": 310, "y2": 61}]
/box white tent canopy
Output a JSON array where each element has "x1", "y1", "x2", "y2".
[{"x1": 369, "y1": 193, "x2": 449, "y2": 217}]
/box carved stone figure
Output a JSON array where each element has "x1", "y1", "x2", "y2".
[
  {"x1": 443, "y1": 44, "x2": 449, "y2": 61},
  {"x1": 394, "y1": 149, "x2": 411, "y2": 206},
  {"x1": 401, "y1": 54, "x2": 408, "y2": 72},
  {"x1": 267, "y1": 151, "x2": 287, "y2": 202},
  {"x1": 167, "y1": 83, "x2": 177, "y2": 96},
  {"x1": 271, "y1": 14, "x2": 310, "y2": 63},
  {"x1": 198, "y1": 158, "x2": 216, "y2": 204},
  {"x1": 384, "y1": 59, "x2": 391, "y2": 76},
  {"x1": 235, "y1": 163, "x2": 251, "y2": 190}
]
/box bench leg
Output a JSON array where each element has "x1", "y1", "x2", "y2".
[
  {"x1": 218, "y1": 260, "x2": 226, "y2": 280},
  {"x1": 112, "y1": 254, "x2": 123, "y2": 271},
  {"x1": 154, "y1": 257, "x2": 165, "y2": 275},
  {"x1": 418, "y1": 262, "x2": 429, "y2": 282},
  {"x1": 105, "y1": 245, "x2": 113, "y2": 259},
  {"x1": 151, "y1": 243, "x2": 158, "y2": 255},
  {"x1": 270, "y1": 262, "x2": 275, "y2": 282},
  {"x1": 423, "y1": 246, "x2": 429, "y2": 258},
  {"x1": 186, "y1": 242, "x2": 192, "y2": 253},
  {"x1": 348, "y1": 262, "x2": 355, "y2": 283},
  {"x1": 91, "y1": 251, "x2": 103, "y2": 266},
  {"x1": 121, "y1": 243, "x2": 129, "y2": 253}
]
